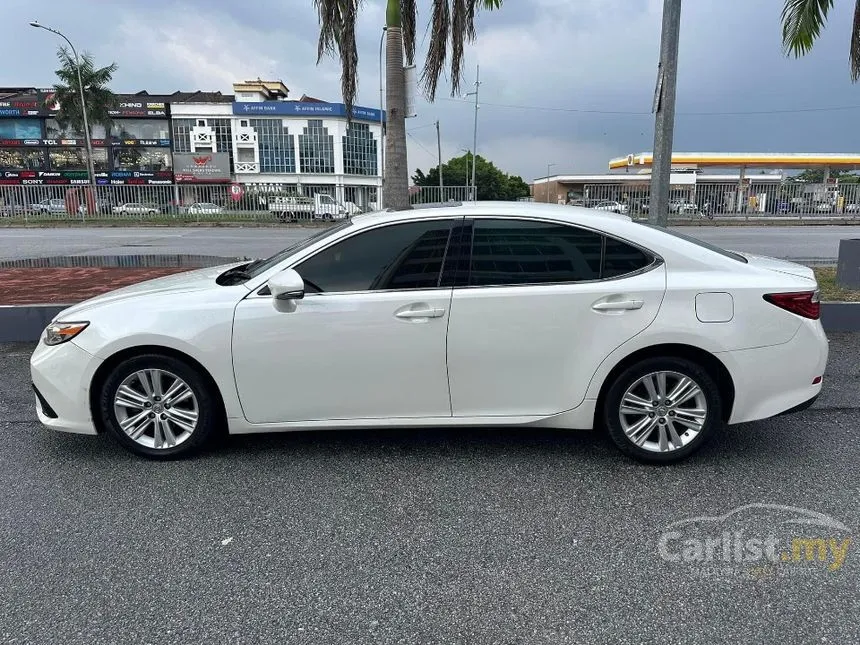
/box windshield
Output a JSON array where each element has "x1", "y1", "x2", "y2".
[
  {"x1": 242, "y1": 220, "x2": 353, "y2": 278},
  {"x1": 644, "y1": 225, "x2": 748, "y2": 263}
]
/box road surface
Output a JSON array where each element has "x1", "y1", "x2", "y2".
[{"x1": 1, "y1": 225, "x2": 859, "y2": 262}]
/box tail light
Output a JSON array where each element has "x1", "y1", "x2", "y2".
[{"x1": 763, "y1": 290, "x2": 820, "y2": 320}]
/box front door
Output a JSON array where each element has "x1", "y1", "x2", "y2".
[
  {"x1": 232, "y1": 218, "x2": 458, "y2": 424},
  {"x1": 446, "y1": 217, "x2": 666, "y2": 417}
]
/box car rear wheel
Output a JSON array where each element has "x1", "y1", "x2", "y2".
[
  {"x1": 98, "y1": 354, "x2": 220, "y2": 459},
  {"x1": 603, "y1": 357, "x2": 722, "y2": 464}
]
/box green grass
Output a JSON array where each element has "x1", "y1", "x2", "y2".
[{"x1": 813, "y1": 266, "x2": 860, "y2": 302}]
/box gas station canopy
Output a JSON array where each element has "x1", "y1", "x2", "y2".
[{"x1": 608, "y1": 152, "x2": 860, "y2": 171}]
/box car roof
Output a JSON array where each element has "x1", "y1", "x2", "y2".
[{"x1": 351, "y1": 201, "x2": 632, "y2": 229}]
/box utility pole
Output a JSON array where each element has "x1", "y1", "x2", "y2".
[
  {"x1": 436, "y1": 120, "x2": 444, "y2": 199},
  {"x1": 465, "y1": 66, "x2": 480, "y2": 201},
  {"x1": 649, "y1": 0, "x2": 682, "y2": 227},
  {"x1": 546, "y1": 163, "x2": 555, "y2": 203}
]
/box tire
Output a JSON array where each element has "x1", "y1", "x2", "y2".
[
  {"x1": 98, "y1": 353, "x2": 221, "y2": 459},
  {"x1": 603, "y1": 356, "x2": 723, "y2": 464}
]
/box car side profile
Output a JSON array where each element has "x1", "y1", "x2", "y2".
[{"x1": 31, "y1": 202, "x2": 828, "y2": 463}]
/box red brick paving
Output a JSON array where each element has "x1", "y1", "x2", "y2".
[{"x1": 0, "y1": 267, "x2": 191, "y2": 305}]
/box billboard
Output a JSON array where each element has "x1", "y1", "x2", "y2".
[
  {"x1": 232, "y1": 101, "x2": 384, "y2": 122},
  {"x1": 0, "y1": 138, "x2": 171, "y2": 147},
  {"x1": 0, "y1": 170, "x2": 174, "y2": 186},
  {"x1": 173, "y1": 153, "x2": 231, "y2": 183},
  {"x1": 0, "y1": 94, "x2": 169, "y2": 118}
]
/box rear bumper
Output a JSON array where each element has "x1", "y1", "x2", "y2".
[{"x1": 720, "y1": 320, "x2": 828, "y2": 424}]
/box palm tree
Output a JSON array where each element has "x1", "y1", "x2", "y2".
[
  {"x1": 51, "y1": 46, "x2": 119, "y2": 137},
  {"x1": 314, "y1": 0, "x2": 502, "y2": 210},
  {"x1": 781, "y1": 0, "x2": 860, "y2": 81}
]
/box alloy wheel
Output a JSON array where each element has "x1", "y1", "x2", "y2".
[
  {"x1": 113, "y1": 369, "x2": 199, "y2": 450},
  {"x1": 618, "y1": 370, "x2": 708, "y2": 453}
]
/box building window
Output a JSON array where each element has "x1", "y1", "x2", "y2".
[
  {"x1": 207, "y1": 118, "x2": 234, "y2": 169},
  {"x1": 49, "y1": 147, "x2": 109, "y2": 172},
  {"x1": 342, "y1": 123, "x2": 378, "y2": 176},
  {"x1": 0, "y1": 148, "x2": 45, "y2": 170},
  {"x1": 111, "y1": 119, "x2": 170, "y2": 140},
  {"x1": 46, "y1": 121, "x2": 109, "y2": 140},
  {"x1": 113, "y1": 147, "x2": 172, "y2": 172},
  {"x1": 249, "y1": 118, "x2": 295, "y2": 173},
  {"x1": 298, "y1": 119, "x2": 335, "y2": 174},
  {"x1": 0, "y1": 119, "x2": 42, "y2": 140},
  {"x1": 172, "y1": 119, "x2": 194, "y2": 153}
]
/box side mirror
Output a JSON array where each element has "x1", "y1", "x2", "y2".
[{"x1": 267, "y1": 268, "x2": 305, "y2": 301}]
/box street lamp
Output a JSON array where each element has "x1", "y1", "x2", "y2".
[
  {"x1": 463, "y1": 65, "x2": 480, "y2": 201},
  {"x1": 30, "y1": 20, "x2": 97, "y2": 211},
  {"x1": 546, "y1": 163, "x2": 556, "y2": 203}
]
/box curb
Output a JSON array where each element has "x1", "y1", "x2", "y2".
[{"x1": 2, "y1": 302, "x2": 859, "y2": 344}]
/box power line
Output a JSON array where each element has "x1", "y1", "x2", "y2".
[
  {"x1": 406, "y1": 132, "x2": 436, "y2": 158},
  {"x1": 438, "y1": 96, "x2": 860, "y2": 117}
]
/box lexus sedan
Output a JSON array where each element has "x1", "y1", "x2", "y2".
[{"x1": 31, "y1": 202, "x2": 828, "y2": 463}]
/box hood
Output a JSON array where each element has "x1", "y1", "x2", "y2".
[
  {"x1": 54, "y1": 261, "x2": 249, "y2": 320},
  {"x1": 736, "y1": 252, "x2": 816, "y2": 281}
]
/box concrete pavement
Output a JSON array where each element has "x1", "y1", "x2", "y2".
[{"x1": 2, "y1": 225, "x2": 860, "y2": 262}]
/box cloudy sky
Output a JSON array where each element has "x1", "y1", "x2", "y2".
[{"x1": 3, "y1": 0, "x2": 858, "y2": 181}]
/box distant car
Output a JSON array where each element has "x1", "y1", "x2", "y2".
[
  {"x1": 31, "y1": 198, "x2": 67, "y2": 214},
  {"x1": 845, "y1": 203, "x2": 860, "y2": 213},
  {"x1": 187, "y1": 202, "x2": 223, "y2": 215},
  {"x1": 112, "y1": 202, "x2": 160, "y2": 215},
  {"x1": 669, "y1": 200, "x2": 698, "y2": 215},
  {"x1": 814, "y1": 202, "x2": 834, "y2": 213},
  {"x1": 593, "y1": 200, "x2": 628, "y2": 215}
]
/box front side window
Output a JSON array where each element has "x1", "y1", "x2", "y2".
[
  {"x1": 294, "y1": 220, "x2": 454, "y2": 293},
  {"x1": 466, "y1": 219, "x2": 653, "y2": 286}
]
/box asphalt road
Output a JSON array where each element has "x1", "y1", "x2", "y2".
[
  {"x1": 2, "y1": 224, "x2": 860, "y2": 262},
  {"x1": 1, "y1": 336, "x2": 859, "y2": 644}
]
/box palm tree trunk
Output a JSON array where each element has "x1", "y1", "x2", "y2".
[{"x1": 384, "y1": 0, "x2": 410, "y2": 210}]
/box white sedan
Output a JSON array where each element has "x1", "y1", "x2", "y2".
[
  {"x1": 31, "y1": 202, "x2": 828, "y2": 463},
  {"x1": 593, "y1": 200, "x2": 628, "y2": 215}
]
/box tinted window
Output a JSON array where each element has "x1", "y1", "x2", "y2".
[
  {"x1": 295, "y1": 220, "x2": 454, "y2": 293},
  {"x1": 468, "y1": 219, "x2": 602, "y2": 286},
  {"x1": 603, "y1": 236, "x2": 652, "y2": 277}
]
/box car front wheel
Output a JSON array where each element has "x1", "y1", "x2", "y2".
[
  {"x1": 603, "y1": 357, "x2": 722, "y2": 464},
  {"x1": 98, "y1": 354, "x2": 220, "y2": 459}
]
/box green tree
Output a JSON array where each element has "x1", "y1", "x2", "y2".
[
  {"x1": 314, "y1": 0, "x2": 503, "y2": 211},
  {"x1": 792, "y1": 168, "x2": 859, "y2": 182},
  {"x1": 412, "y1": 153, "x2": 529, "y2": 200},
  {"x1": 781, "y1": 0, "x2": 860, "y2": 80},
  {"x1": 51, "y1": 47, "x2": 119, "y2": 136}
]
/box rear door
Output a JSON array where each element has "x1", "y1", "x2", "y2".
[{"x1": 445, "y1": 217, "x2": 666, "y2": 418}]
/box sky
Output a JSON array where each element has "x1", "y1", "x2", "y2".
[{"x1": 2, "y1": 0, "x2": 858, "y2": 181}]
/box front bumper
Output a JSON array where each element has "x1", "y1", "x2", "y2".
[{"x1": 30, "y1": 339, "x2": 102, "y2": 435}]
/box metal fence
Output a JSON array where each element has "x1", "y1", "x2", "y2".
[
  {"x1": 0, "y1": 182, "x2": 383, "y2": 223},
  {"x1": 565, "y1": 181, "x2": 860, "y2": 220},
  {"x1": 409, "y1": 185, "x2": 473, "y2": 205}
]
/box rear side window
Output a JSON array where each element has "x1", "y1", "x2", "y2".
[
  {"x1": 468, "y1": 219, "x2": 602, "y2": 286},
  {"x1": 603, "y1": 236, "x2": 652, "y2": 278},
  {"x1": 465, "y1": 219, "x2": 654, "y2": 286}
]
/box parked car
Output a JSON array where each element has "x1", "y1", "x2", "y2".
[
  {"x1": 112, "y1": 202, "x2": 160, "y2": 216},
  {"x1": 268, "y1": 194, "x2": 347, "y2": 221},
  {"x1": 31, "y1": 198, "x2": 67, "y2": 214},
  {"x1": 845, "y1": 203, "x2": 860, "y2": 213},
  {"x1": 187, "y1": 202, "x2": 224, "y2": 215},
  {"x1": 593, "y1": 200, "x2": 628, "y2": 215},
  {"x1": 814, "y1": 202, "x2": 835, "y2": 213},
  {"x1": 31, "y1": 202, "x2": 827, "y2": 464}
]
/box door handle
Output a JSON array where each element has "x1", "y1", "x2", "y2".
[
  {"x1": 395, "y1": 307, "x2": 445, "y2": 319},
  {"x1": 592, "y1": 299, "x2": 644, "y2": 311}
]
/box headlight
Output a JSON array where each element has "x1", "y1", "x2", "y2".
[{"x1": 44, "y1": 321, "x2": 89, "y2": 346}]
